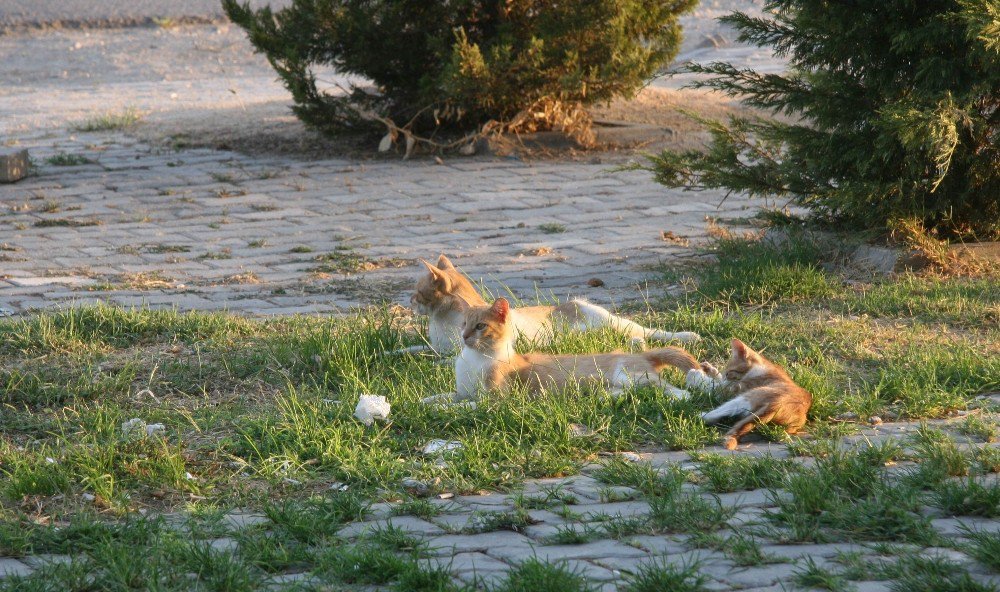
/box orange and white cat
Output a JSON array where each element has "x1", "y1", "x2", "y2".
[
  {"x1": 451, "y1": 298, "x2": 700, "y2": 400},
  {"x1": 405, "y1": 255, "x2": 699, "y2": 355},
  {"x1": 686, "y1": 339, "x2": 812, "y2": 450}
]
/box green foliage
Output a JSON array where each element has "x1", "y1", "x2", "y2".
[
  {"x1": 222, "y1": 0, "x2": 696, "y2": 135},
  {"x1": 640, "y1": 0, "x2": 1000, "y2": 238}
]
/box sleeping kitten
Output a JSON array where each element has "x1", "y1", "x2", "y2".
[
  {"x1": 453, "y1": 298, "x2": 699, "y2": 400},
  {"x1": 686, "y1": 339, "x2": 812, "y2": 450},
  {"x1": 406, "y1": 254, "x2": 699, "y2": 355}
]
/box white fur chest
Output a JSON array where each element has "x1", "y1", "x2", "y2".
[
  {"x1": 428, "y1": 310, "x2": 465, "y2": 354},
  {"x1": 455, "y1": 347, "x2": 496, "y2": 399}
]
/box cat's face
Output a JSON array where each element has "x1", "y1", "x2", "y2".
[
  {"x1": 722, "y1": 338, "x2": 764, "y2": 381},
  {"x1": 411, "y1": 256, "x2": 459, "y2": 314},
  {"x1": 462, "y1": 299, "x2": 511, "y2": 350}
]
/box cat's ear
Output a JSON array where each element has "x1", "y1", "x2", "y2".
[
  {"x1": 420, "y1": 259, "x2": 452, "y2": 291},
  {"x1": 436, "y1": 254, "x2": 456, "y2": 270},
  {"x1": 490, "y1": 298, "x2": 509, "y2": 323},
  {"x1": 731, "y1": 338, "x2": 748, "y2": 361}
]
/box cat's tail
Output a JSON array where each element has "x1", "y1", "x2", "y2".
[
  {"x1": 567, "y1": 300, "x2": 700, "y2": 343},
  {"x1": 643, "y1": 347, "x2": 700, "y2": 373}
]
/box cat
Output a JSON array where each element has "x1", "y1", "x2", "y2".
[
  {"x1": 451, "y1": 297, "x2": 700, "y2": 400},
  {"x1": 685, "y1": 339, "x2": 812, "y2": 450},
  {"x1": 404, "y1": 254, "x2": 700, "y2": 355}
]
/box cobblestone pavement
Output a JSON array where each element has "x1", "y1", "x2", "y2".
[
  {"x1": 1, "y1": 418, "x2": 997, "y2": 590},
  {"x1": 0, "y1": 10, "x2": 781, "y2": 317},
  {"x1": 1, "y1": 131, "x2": 768, "y2": 316}
]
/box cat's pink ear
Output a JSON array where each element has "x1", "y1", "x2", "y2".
[
  {"x1": 491, "y1": 298, "x2": 509, "y2": 323},
  {"x1": 436, "y1": 254, "x2": 455, "y2": 270},
  {"x1": 731, "y1": 338, "x2": 748, "y2": 360}
]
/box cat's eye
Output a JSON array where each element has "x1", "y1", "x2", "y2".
[{"x1": 475, "y1": 322, "x2": 486, "y2": 331}]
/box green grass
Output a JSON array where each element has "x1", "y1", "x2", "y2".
[
  {"x1": 622, "y1": 560, "x2": 709, "y2": 592},
  {"x1": 769, "y1": 447, "x2": 939, "y2": 545},
  {"x1": 889, "y1": 554, "x2": 996, "y2": 592},
  {"x1": 964, "y1": 529, "x2": 1000, "y2": 572},
  {"x1": 45, "y1": 153, "x2": 95, "y2": 166},
  {"x1": 648, "y1": 492, "x2": 735, "y2": 533},
  {"x1": 492, "y1": 558, "x2": 593, "y2": 592},
  {"x1": 792, "y1": 557, "x2": 852, "y2": 591},
  {"x1": 692, "y1": 453, "x2": 796, "y2": 493},
  {"x1": 70, "y1": 107, "x2": 143, "y2": 132},
  {"x1": 0, "y1": 228, "x2": 996, "y2": 589}
]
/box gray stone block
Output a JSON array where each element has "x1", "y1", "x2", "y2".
[
  {"x1": 0, "y1": 558, "x2": 32, "y2": 578},
  {"x1": 0, "y1": 149, "x2": 29, "y2": 183}
]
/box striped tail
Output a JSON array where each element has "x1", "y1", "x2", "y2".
[{"x1": 643, "y1": 347, "x2": 699, "y2": 373}]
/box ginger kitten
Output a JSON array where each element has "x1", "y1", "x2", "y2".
[
  {"x1": 408, "y1": 254, "x2": 699, "y2": 355},
  {"x1": 688, "y1": 339, "x2": 812, "y2": 450},
  {"x1": 454, "y1": 298, "x2": 699, "y2": 399}
]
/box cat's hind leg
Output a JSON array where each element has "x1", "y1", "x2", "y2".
[
  {"x1": 722, "y1": 408, "x2": 776, "y2": 450},
  {"x1": 701, "y1": 396, "x2": 752, "y2": 424}
]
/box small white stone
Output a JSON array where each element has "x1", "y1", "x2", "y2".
[
  {"x1": 145, "y1": 423, "x2": 166, "y2": 436},
  {"x1": 354, "y1": 394, "x2": 391, "y2": 425},
  {"x1": 121, "y1": 418, "x2": 147, "y2": 437},
  {"x1": 422, "y1": 439, "x2": 462, "y2": 454}
]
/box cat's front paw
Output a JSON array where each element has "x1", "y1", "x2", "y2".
[
  {"x1": 722, "y1": 436, "x2": 739, "y2": 450},
  {"x1": 686, "y1": 368, "x2": 722, "y2": 391},
  {"x1": 700, "y1": 362, "x2": 721, "y2": 378}
]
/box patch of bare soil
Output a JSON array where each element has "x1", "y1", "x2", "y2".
[{"x1": 135, "y1": 86, "x2": 759, "y2": 162}]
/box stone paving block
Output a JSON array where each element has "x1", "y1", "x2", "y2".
[
  {"x1": 6, "y1": 276, "x2": 96, "y2": 287},
  {"x1": 931, "y1": 517, "x2": 1000, "y2": 536},
  {"x1": 19, "y1": 554, "x2": 73, "y2": 569},
  {"x1": 426, "y1": 531, "x2": 536, "y2": 556},
  {"x1": 432, "y1": 513, "x2": 478, "y2": 533},
  {"x1": 715, "y1": 562, "x2": 799, "y2": 588},
  {"x1": 0, "y1": 558, "x2": 33, "y2": 578},
  {"x1": 592, "y1": 550, "x2": 725, "y2": 575},
  {"x1": 222, "y1": 511, "x2": 269, "y2": 530},
  {"x1": 759, "y1": 542, "x2": 868, "y2": 560},
  {"x1": 625, "y1": 535, "x2": 689, "y2": 555},
  {"x1": 854, "y1": 582, "x2": 894, "y2": 592},
  {"x1": 573, "y1": 500, "x2": 651, "y2": 520},
  {"x1": 337, "y1": 516, "x2": 445, "y2": 538},
  {"x1": 562, "y1": 559, "x2": 618, "y2": 581},
  {"x1": 421, "y1": 552, "x2": 511, "y2": 574},
  {"x1": 454, "y1": 492, "x2": 515, "y2": 508},
  {"x1": 713, "y1": 488, "x2": 773, "y2": 507},
  {"x1": 207, "y1": 538, "x2": 239, "y2": 552},
  {"x1": 488, "y1": 539, "x2": 647, "y2": 564}
]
